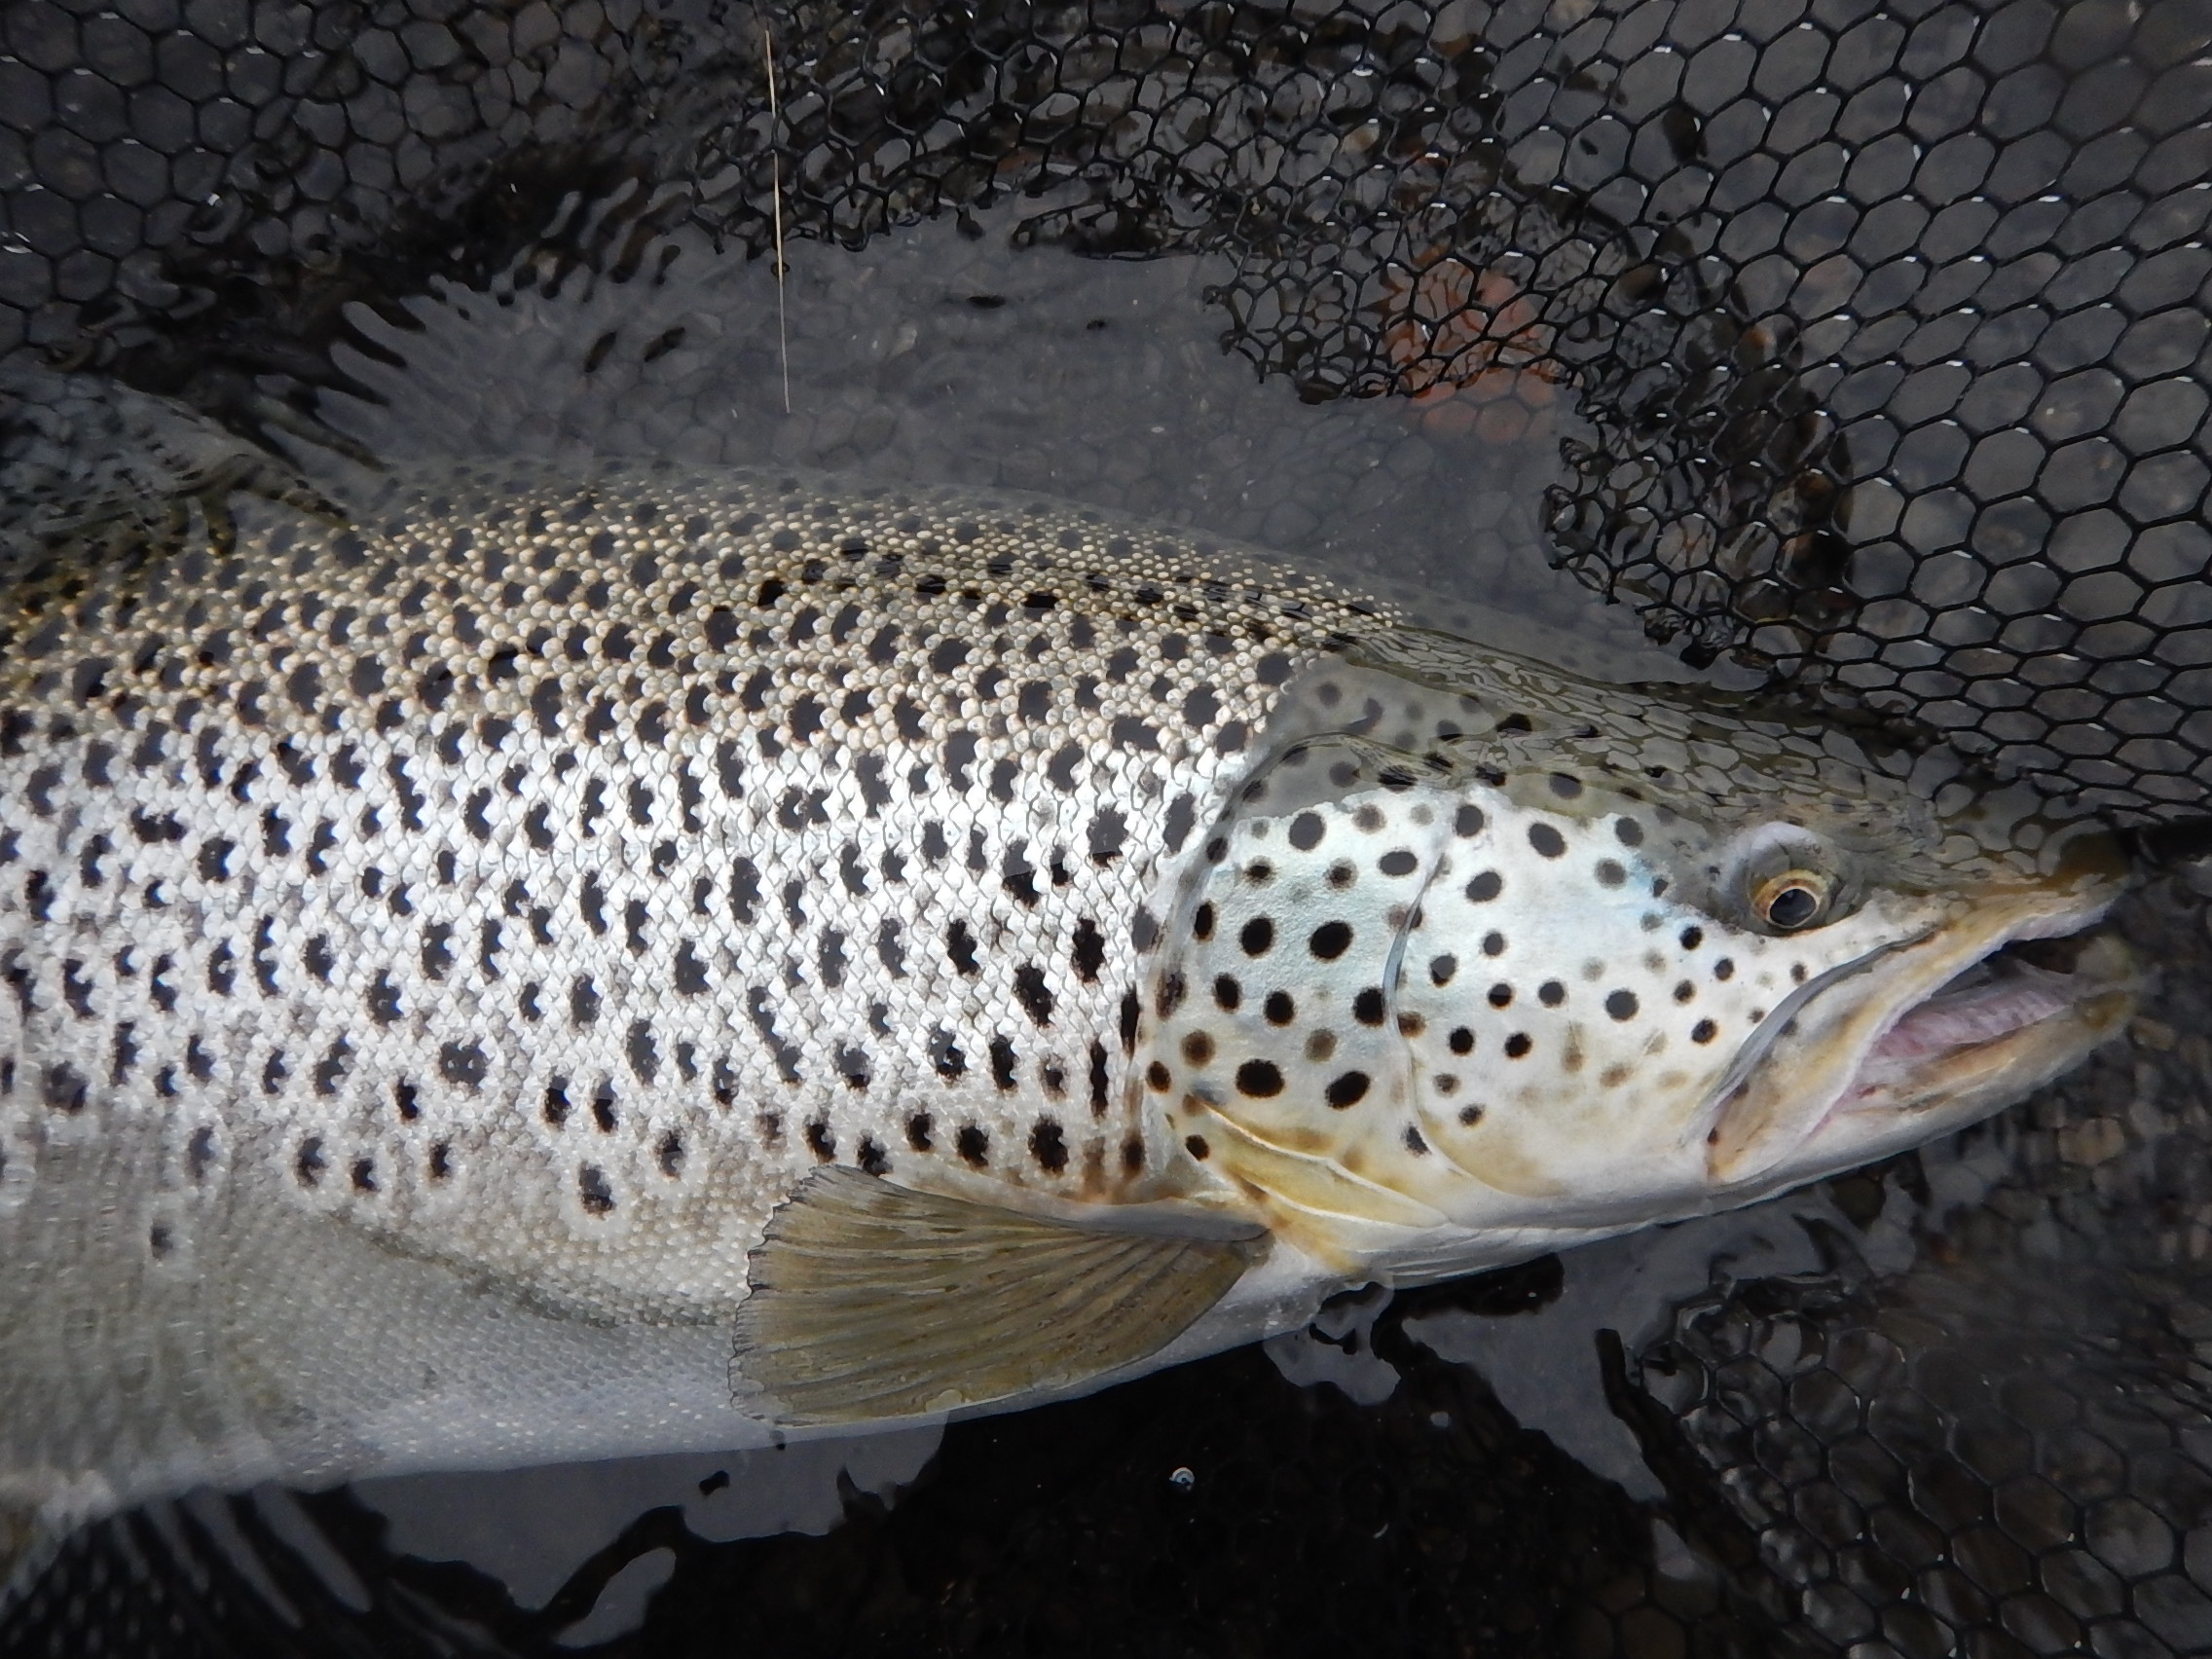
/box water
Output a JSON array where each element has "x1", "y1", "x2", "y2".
[{"x1": 5, "y1": 2, "x2": 2212, "y2": 1652}]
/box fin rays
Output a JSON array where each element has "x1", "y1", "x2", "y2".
[{"x1": 731, "y1": 1168, "x2": 1260, "y2": 1423}]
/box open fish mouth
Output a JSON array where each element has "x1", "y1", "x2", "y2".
[
  {"x1": 1703, "y1": 899, "x2": 2138, "y2": 1186},
  {"x1": 1837, "y1": 931, "x2": 2130, "y2": 1108}
]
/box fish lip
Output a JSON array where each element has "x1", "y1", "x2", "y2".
[
  {"x1": 1699, "y1": 885, "x2": 2134, "y2": 1185},
  {"x1": 1825, "y1": 919, "x2": 2137, "y2": 1115}
]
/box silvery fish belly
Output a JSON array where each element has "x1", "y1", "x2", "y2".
[{"x1": 0, "y1": 460, "x2": 2136, "y2": 1566}]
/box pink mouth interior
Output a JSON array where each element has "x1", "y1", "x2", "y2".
[
  {"x1": 1840, "y1": 951, "x2": 2082, "y2": 1108},
  {"x1": 1865, "y1": 976, "x2": 2077, "y2": 1063}
]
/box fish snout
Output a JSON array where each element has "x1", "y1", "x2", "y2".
[{"x1": 1700, "y1": 891, "x2": 2135, "y2": 1189}]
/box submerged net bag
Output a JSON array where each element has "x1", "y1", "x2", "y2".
[
  {"x1": 6, "y1": 0, "x2": 2208, "y2": 810},
  {"x1": 4, "y1": 3, "x2": 2211, "y2": 1655}
]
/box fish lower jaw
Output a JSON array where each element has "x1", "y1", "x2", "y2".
[{"x1": 1820, "y1": 928, "x2": 2137, "y2": 1137}]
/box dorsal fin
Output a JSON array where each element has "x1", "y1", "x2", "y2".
[{"x1": 730, "y1": 1168, "x2": 1264, "y2": 1424}]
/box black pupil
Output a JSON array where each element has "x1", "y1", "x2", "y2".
[{"x1": 1768, "y1": 884, "x2": 1820, "y2": 929}]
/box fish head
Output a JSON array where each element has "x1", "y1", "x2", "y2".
[{"x1": 1143, "y1": 655, "x2": 2137, "y2": 1272}]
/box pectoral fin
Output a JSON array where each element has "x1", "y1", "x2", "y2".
[{"x1": 731, "y1": 1168, "x2": 1265, "y2": 1425}]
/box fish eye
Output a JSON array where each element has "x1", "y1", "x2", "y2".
[
  {"x1": 1721, "y1": 824, "x2": 1853, "y2": 934},
  {"x1": 1752, "y1": 870, "x2": 1829, "y2": 932}
]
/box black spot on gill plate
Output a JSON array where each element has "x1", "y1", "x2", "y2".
[
  {"x1": 1235, "y1": 1059, "x2": 1284, "y2": 1097},
  {"x1": 1325, "y1": 1071, "x2": 1370, "y2": 1108}
]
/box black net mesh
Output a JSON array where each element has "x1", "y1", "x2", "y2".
[
  {"x1": 5, "y1": 2, "x2": 2212, "y2": 1655},
  {"x1": 7, "y1": 0, "x2": 2210, "y2": 807}
]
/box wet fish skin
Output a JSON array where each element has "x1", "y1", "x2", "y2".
[
  {"x1": 1, "y1": 462, "x2": 1343, "y2": 1304},
  {"x1": 0, "y1": 460, "x2": 1377, "y2": 1537},
  {"x1": 0, "y1": 459, "x2": 2128, "y2": 1561}
]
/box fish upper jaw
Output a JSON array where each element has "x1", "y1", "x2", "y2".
[{"x1": 1697, "y1": 879, "x2": 2136, "y2": 1189}]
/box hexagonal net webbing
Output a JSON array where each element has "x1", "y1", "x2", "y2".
[{"x1": 4, "y1": 4, "x2": 2212, "y2": 1657}]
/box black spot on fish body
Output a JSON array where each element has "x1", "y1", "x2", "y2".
[
  {"x1": 957, "y1": 1124, "x2": 989, "y2": 1166},
  {"x1": 627, "y1": 1020, "x2": 659, "y2": 1084},
  {"x1": 586, "y1": 1084, "x2": 619, "y2": 1134},
  {"x1": 108, "y1": 1021, "x2": 138, "y2": 1086},
  {"x1": 675, "y1": 940, "x2": 711, "y2": 995},
  {"x1": 368, "y1": 974, "x2": 402, "y2": 1025},
  {"x1": 1070, "y1": 917, "x2": 1106, "y2": 982},
  {"x1": 1002, "y1": 847, "x2": 1041, "y2": 907},
  {"x1": 729, "y1": 859, "x2": 761, "y2": 923},
  {"x1": 441, "y1": 1041, "x2": 489, "y2": 1088},
  {"x1": 422, "y1": 923, "x2": 455, "y2": 981},
  {"x1": 931, "y1": 1028, "x2": 967, "y2": 1082},
  {"x1": 42, "y1": 1066, "x2": 87, "y2": 1119},
  {"x1": 1014, "y1": 965, "x2": 1054, "y2": 1026},
  {"x1": 129, "y1": 808, "x2": 186, "y2": 845},
  {"x1": 60, "y1": 960, "x2": 93, "y2": 1018},
  {"x1": 570, "y1": 976, "x2": 602, "y2": 1027},
  {"x1": 1111, "y1": 717, "x2": 1160, "y2": 751},
  {"x1": 578, "y1": 1165, "x2": 615, "y2": 1214},
  {"x1": 1162, "y1": 793, "x2": 1197, "y2": 853},
  {"x1": 1031, "y1": 1119, "x2": 1069, "y2": 1172}
]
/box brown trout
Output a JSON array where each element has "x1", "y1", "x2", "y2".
[{"x1": 0, "y1": 458, "x2": 2135, "y2": 1581}]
